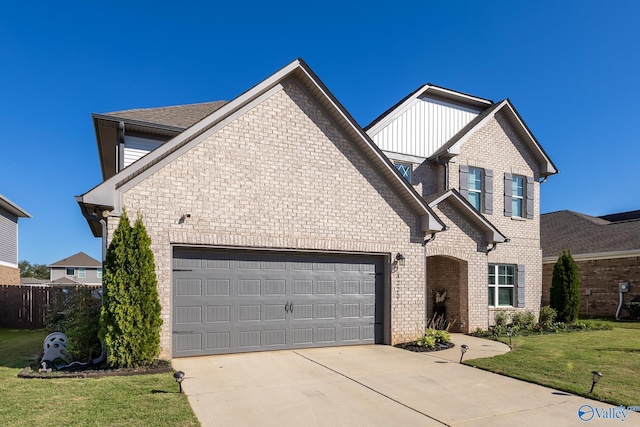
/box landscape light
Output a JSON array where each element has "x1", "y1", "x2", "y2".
[
  {"x1": 174, "y1": 371, "x2": 185, "y2": 393},
  {"x1": 590, "y1": 371, "x2": 602, "y2": 394},
  {"x1": 460, "y1": 344, "x2": 469, "y2": 363}
]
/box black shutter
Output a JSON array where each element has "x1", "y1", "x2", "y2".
[
  {"x1": 484, "y1": 169, "x2": 493, "y2": 215},
  {"x1": 504, "y1": 173, "x2": 512, "y2": 217},
  {"x1": 517, "y1": 264, "x2": 525, "y2": 307},
  {"x1": 526, "y1": 176, "x2": 534, "y2": 219},
  {"x1": 459, "y1": 165, "x2": 469, "y2": 198}
]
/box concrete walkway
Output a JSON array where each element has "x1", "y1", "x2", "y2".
[{"x1": 173, "y1": 336, "x2": 638, "y2": 427}]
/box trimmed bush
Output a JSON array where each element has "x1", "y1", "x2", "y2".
[
  {"x1": 100, "y1": 209, "x2": 162, "y2": 368},
  {"x1": 539, "y1": 305, "x2": 557, "y2": 328},
  {"x1": 511, "y1": 310, "x2": 536, "y2": 330},
  {"x1": 626, "y1": 302, "x2": 640, "y2": 320},
  {"x1": 550, "y1": 250, "x2": 580, "y2": 322}
]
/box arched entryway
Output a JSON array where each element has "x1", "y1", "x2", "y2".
[{"x1": 426, "y1": 255, "x2": 468, "y2": 333}]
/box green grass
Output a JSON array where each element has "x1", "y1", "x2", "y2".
[
  {"x1": 468, "y1": 320, "x2": 640, "y2": 407},
  {"x1": 0, "y1": 329, "x2": 200, "y2": 426}
]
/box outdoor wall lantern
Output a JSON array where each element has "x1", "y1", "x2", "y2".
[
  {"x1": 395, "y1": 253, "x2": 405, "y2": 267},
  {"x1": 459, "y1": 344, "x2": 469, "y2": 363},
  {"x1": 174, "y1": 371, "x2": 185, "y2": 393},
  {"x1": 590, "y1": 371, "x2": 603, "y2": 393}
]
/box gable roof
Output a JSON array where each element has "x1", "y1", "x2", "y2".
[
  {"x1": 430, "y1": 99, "x2": 558, "y2": 177},
  {"x1": 365, "y1": 83, "x2": 493, "y2": 133},
  {"x1": 48, "y1": 252, "x2": 101, "y2": 268},
  {"x1": 0, "y1": 193, "x2": 31, "y2": 218},
  {"x1": 425, "y1": 189, "x2": 508, "y2": 244},
  {"x1": 541, "y1": 210, "x2": 640, "y2": 259},
  {"x1": 78, "y1": 59, "x2": 446, "y2": 237}
]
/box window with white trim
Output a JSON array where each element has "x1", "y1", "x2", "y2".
[
  {"x1": 512, "y1": 175, "x2": 524, "y2": 218},
  {"x1": 97, "y1": 268, "x2": 103, "y2": 279},
  {"x1": 78, "y1": 268, "x2": 85, "y2": 278},
  {"x1": 488, "y1": 264, "x2": 515, "y2": 307},
  {"x1": 468, "y1": 167, "x2": 483, "y2": 211},
  {"x1": 66, "y1": 267, "x2": 74, "y2": 276},
  {"x1": 395, "y1": 162, "x2": 412, "y2": 182}
]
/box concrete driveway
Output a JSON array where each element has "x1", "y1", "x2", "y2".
[{"x1": 173, "y1": 336, "x2": 638, "y2": 426}]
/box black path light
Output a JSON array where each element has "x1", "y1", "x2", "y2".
[
  {"x1": 506, "y1": 327, "x2": 513, "y2": 348},
  {"x1": 174, "y1": 371, "x2": 186, "y2": 393},
  {"x1": 590, "y1": 371, "x2": 603, "y2": 394},
  {"x1": 459, "y1": 344, "x2": 469, "y2": 363}
]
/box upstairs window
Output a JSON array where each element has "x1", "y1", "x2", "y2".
[
  {"x1": 460, "y1": 165, "x2": 493, "y2": 214},
  {"x1": 395, "y1": 162, "x2": 412, "y2": 182},
  {"x1": 97, "y1": 268, "x2": 103, "y2": 279},
  {"x1": 512, "y1": 175, "x2": 524, "y2": 217},
  {"x1": 66, "y1": 267, "x2": 74, "y2": 276},
  {"x1": 78, "y1": 268, "x2": 86, "y2": 278},
  {"x1": 504, "y1": 173, "x2": 533, "y2": 219}
]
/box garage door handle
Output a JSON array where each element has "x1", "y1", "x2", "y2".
[
  {"x1": 290, "y1": 302, "x2": 294, "y2": 313},
  {"x1": 285, "y1": 302, "x2": 290, "y2": 313}
]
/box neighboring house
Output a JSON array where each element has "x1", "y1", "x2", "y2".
[
  {"x1": 541, "y1": 210, "x2": 640, "y2": 317},
  {"x1": 48, "y1": 252, "x2": 103, "y2": 286},
  {"x1": 77, "y1": 59, "x2": 556, "y2": 359},
  {"x1": 0, "y1": 194, "x2": 31, "y2": 285}
]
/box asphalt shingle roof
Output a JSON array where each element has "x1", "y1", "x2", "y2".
[
  {"x1": 541, "y1": 210, "x2": 640, "y2": 257},
  {"x1": 48, "y1": 252, "x2": 102, "y2": 268},
  {"x1": 102, "y1": 100, "x2": 228, "y2": 129}
]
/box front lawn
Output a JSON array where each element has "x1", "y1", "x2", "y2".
[
  {"x1": 468, "y1": 320, "x2": 640, "y2": 407},
  {"x1": 0, "y1": 329, "x2": 199, "y2": 426}
]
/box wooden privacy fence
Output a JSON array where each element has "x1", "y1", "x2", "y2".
[{"x1": 0, "y1": 285, "x2": 100, "y2": 329}]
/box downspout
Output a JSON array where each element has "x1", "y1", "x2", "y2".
[
  {"x1": 422, "y1": 233, "x2": 437, "y2": 328},
  {"x1": 118, "y1": 121, "x2": 125, "y2": 173},
  {"x1": 436, "y1": 156, "x2": 449, "y2": 191}
]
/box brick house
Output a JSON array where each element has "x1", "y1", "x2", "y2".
[
  {"x1": 541, "y1": 210, "x2": 640, "y2": 318},
  {"x1": 0, "y1": 194, "x2": 31, "y2": 285},
  {"x1": 77, "y1": 59, "x2": 556, "y2": 358}
]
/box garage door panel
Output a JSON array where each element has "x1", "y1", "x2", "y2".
[{"x1": 173, "y1": 248, "x2": 384, "y2": 357}]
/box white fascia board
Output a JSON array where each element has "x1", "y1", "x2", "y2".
[
  {"x1": 0, "y1": 260, "x2": 18, "y2": 268},
  {"x1": 543, "y1": 249, "x2": 640, "y2": 263},
  {"x1": 0, "y1": 194, "x2": 31, "y2": 218}
]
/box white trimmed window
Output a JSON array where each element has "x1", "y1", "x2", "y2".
[
  {"x1": 78, "y1": 268, "x2": 86, "y2": 278},
  {"x1": 97, "y1": 268, "x2": 103, "y2": 279},
  {"x1": 395, "y1": 162, "x2": 412, "y2": 182},
  {"x1": 460, "y1": 165, "x2": 493, "y2": 214},
  {"x1": 488, "y1": 264, "x2": 515, "y2": 307},
  {"x1": 512, "y1": 175, "x2": 524, "y2": 218}
]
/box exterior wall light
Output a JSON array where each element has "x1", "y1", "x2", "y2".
[
  {"x1": 174, "y1": 370, "x2": 185, "y2": 393},
  {"x1": 395, "y1": 253, "x2": 405, "y2": 267},
  {"x1": 459, "y1": 344, "x2": 469, "y2": 363},
  {"x1": 590, "y1": 371, "x2": 602, "y2": 393}
]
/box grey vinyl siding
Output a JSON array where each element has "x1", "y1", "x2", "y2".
[{"x1": 0, "y1": 208, "x2": 18, "y2": 265}]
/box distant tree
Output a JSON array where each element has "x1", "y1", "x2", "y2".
[
  {"x1": 19, "y1": 260, "x2": 50, "y2": 280},
  {"x1": 549, "y1": 250, "x2": 580, "y2": 322},
  {"x1": 99, "y1": 209, "x2": 162, "y2": 368}
]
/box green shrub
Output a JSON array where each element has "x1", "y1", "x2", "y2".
[
  {"x1": 511, "y1": 310, "x2": 536, "y2": 330},
  {"x1": 550, "y1": 250, "x2": 580, "y2": 322},
  {"x1": 494, "y1": 311, "x2": 510, "y2": 328},
  {"x1": 626, "y1": 302, "x2": 640, "y2": 320},
  {"x1": 539, "y1": 305, "x2": 557, "y2": 327},
  {"x1": 416, "y1": 334, "x2": 436, "y2": 348},
  {"x1": 45, "y1": 287, "x2": 102, "y2": 362},
  {"x1": 417, "y1": 328, "x2": 451, "y2": 348},
  {"x1": 100, "y1": 209, "x2": 162, "y2": 368}
]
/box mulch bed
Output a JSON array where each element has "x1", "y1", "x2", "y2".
[
  {"x1": 18, "y1": 359, "x2": 173, "y2": 379},
  {"x1": 394, "y1": 342, "x2": 455, "y2": 352}
]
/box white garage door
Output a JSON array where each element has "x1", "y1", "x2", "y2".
[{"x1": 172, "y1": 248, "x2": 384, "y2": 357}]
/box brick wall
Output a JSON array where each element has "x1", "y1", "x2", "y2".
[
  {"x1": 542, "y1": 256, "x2": 640, "y2": 318},
  {"x1": 406, "y1": 111, "x2": 544, "y2": 331},
  {"x1": 109, "y1": 80, "x2": 429, "y2": 357},
  {"x1": 0, "y1": 265, "x2": 20, "y2": 285}
]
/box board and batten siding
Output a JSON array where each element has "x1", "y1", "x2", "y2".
[
  {"x1": 123, "y1": 136, "x2": 165, "y2": 168},
  {"x1": 369, "y1": 96, "x2": 481, "y2": 158},
  {"x1": 0, "y1": 208, "x2": 18, "y2": 266}
]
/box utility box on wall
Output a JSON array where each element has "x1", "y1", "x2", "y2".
[{"x1": 619, "y1": 282, "x2": 630, "y2": 293}]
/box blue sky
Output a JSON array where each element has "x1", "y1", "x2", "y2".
[{"x1": 1, "y1": 1, "x2": 638, "y2": 265}]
